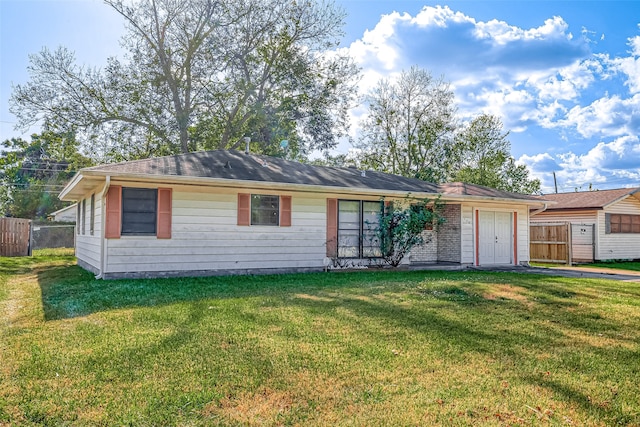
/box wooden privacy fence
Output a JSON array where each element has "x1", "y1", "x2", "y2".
[
  {"x1": 0, "y1": 218, "x2": 32, "y2": 257},
  {"x1": 530, "y1": 222, "x2": 571, "y2": 265}
]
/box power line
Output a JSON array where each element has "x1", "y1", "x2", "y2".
[
  {"x1": 1, "y1": 167, "x2": 78, "y2": 173},
  {"x1": 2, "y1": 183, "x2": 66, "y2": 189}
]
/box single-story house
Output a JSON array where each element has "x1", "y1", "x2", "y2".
[
  {"x1": 59, "y1": 150, "x2": 546, "y2": 279},
  {"x1": 530, "y1": 188, "x2": 640, "y2": 262},
  {"x1": 48, "y1": 203, "x2": 78, "y2": 222}
]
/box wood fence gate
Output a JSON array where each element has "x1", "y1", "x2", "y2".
[
  {"x1": 0, "y1": 218, "x2": 32, "y2": 257},
  {"x1": 530, "y1": 222, "x2": 571, "y2": 265},
  {"x1": 570, "y1": 223, "x2": 595, "y2": 263}
]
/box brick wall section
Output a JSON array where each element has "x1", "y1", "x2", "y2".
[
  {"x1": 409, "y1": 230, "x2": 438, "y2": 263},
  {"x1": 437, "y1": 204, "x2": 461, "y2": 263}
]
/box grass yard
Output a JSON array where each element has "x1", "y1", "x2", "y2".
[
  {"x1": 587, "y1": 261, "x2": 640, "y2": 272},
  {"x1": 1, "y1": 250, "x2": 640, "y2": 426}
]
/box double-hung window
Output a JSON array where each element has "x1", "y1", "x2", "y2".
[
  {"x1": 121, "y1": 188, "x2": 157, "y2": 236},
  {"x1": 104, "y1": 186, "x2": 172, "y2": 239},
  {"x1": 251, "y1": 195, "x2": 279, "y2": 226},
  {"x1": 237, "y1": 193, "x2": 291, "y2": 227},
  {"x1": 337, "y1": 200, "x2": 382, "y2": 258}
]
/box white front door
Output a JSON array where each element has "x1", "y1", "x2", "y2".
[{"x1": 478, "y1": 211, "x2": 512, "y2": 265}]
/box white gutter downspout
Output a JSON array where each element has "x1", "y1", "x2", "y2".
[
  {"x1": 96, "y1": 176, "x2": 110, "y2": 279},
  {"x1": 530, "y1": 202, "x2": 548, "y2": 216}
]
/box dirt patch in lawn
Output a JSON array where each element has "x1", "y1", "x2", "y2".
[
  {"x1": 482, "y1": 284, "x2": 532, "y2": 306},
  {"x1": 203, "y1": 387, "x2": 298, "y2": 424}
]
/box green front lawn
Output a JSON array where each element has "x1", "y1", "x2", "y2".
[{"x1": 1, "y1": 251, "x2": 639, "y2": 426}]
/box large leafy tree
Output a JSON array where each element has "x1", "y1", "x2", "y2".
[
  {"x1": 192, "y1": 0, "x2": 358, "y2": 156},
  {"x1": 356, "y1": 67, "x2": 457, "y2": 182},
  {"x1": 10, "y1": 0, "x2": 358, "y2": 161},
  {"x1": 354, "y1": 67, "x2": 539, "y2": 194},
  {"x1": 0, "y1": 131, "x2": 93, "y2": 219},
  {"x1": 453, "y1": 114, "x2": 540, "y2": 194}
]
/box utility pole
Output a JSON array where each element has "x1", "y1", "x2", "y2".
[{"x1": 553, "y1": 171, "x2": 558, "y2": 194}]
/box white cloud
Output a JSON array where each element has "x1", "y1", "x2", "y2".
[
  {"x1": 474, "y1": 16, "x2": 570, "y2": 45},
  {"x1": 344, "y1": 5, "x2": 592, "y2": 135},
  {"x1": 560, "y1": 94, "x2": 640, "y2": 138},
  {"x1": 522, "y1": 137, "x2": 640, "y2": 192},
  {"x1": 607, "y1": 35, "x2": 640, "y2": 93},
  {"x1": 340, "y1": 5, "x2": 640, "y2": 190},
  {"x1": 412, "y1": 5, "x2": 471, "y2": 28},
  {"x1": 348, "y1": 12, "x2": 406, "y2": 70},
  {"x1": 526, "y1": 59, "x2": 599, "y2": 102}
]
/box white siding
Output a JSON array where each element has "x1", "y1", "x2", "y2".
[
  {"x1": 517, "y1": 207, "x2": 530, "y2": 264},
  {"x1": 72, "y1": 179, "x2": 543, "y2": 275},
  {"x1": 76, "y1": 195, "x2": 102, "y2": 273},
  {"x1": 104, "y1": 186, "x2": 327, "y2": 274},
  {"x1": 530, "y1": 210, "x2": 597, "y2": 224},
  {"x1": 52, "y1": 204, "x2": 77, "y2": 222},
  {"x1": 597, "y1": 197, "x2": 640, "y2": 260},
  {"x1": 460, "y1": 202, "x2": 530, "y2": 265},
  {"x1": 460, "y1": 205, "x2": 474, "y2": 264}
]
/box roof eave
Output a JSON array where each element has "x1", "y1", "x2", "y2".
[
  {"x1": 77, "y1": 170, "x2": 439, "y2": 198},
  {"x1": 602, "y1": 189, "x2": 640, "y2": 210},
  {"x1": 59, "y1": 173, "x2": 84, "y2": 201},
  {"x1": 66, "y1": 169, "x2": 546, "y2": 205},
  {"x1": 441, "y1": 194, "x2": 546, "y2": 206}
]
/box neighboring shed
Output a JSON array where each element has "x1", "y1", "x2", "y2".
[
  {"x1": 59, "y1": 150, "x2": 545, "y2": 279},
  {"x1": 48, "y1": 203, "x2": 78, "y2": 222},
  {"x1": 531, "y1": 188, "x2": 640, "y2": 262}
]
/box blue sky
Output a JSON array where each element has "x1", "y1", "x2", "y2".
[{"x1": 2, "y1": 1, "x2": 640, "y2": 193}]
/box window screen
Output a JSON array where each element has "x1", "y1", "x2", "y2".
[
  {"x1": 90, "y1": 194, "x2": 95, "y2": 235},
  {"x1": 121, "y1": 188, "x2": 157, "y2": 235},
  {"x1": 251, "y1": 195, "x2": 279, "y2": 226},
  {"x1": 608, "y1": 214, "x2": 640, "y2": 234},
  {"x1": 338, "y1": 200, "x2": 382, "y2": 258}
]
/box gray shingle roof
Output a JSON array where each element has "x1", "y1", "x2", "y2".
[
  {"x1": 79, "y1": 150, "x2": 541, "y2": 201},
  {"x1": 84, "y1": 150, "x2": 441, "y2": 192}
]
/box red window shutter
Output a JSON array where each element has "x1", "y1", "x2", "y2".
[
  {"x1": 238, "y1": 193, "x2": 250, "y2": 226},
  {"x1": 105, "y1": 186, "x2": 122, "y2": 239},
  {"x1": 157, "y1": 188, "x2": 172, "y2": 239},
  {"x1": 326, "y1": 198, "x2": 338, "y2": 257},
  {"x1": 280, "y1": 195, "x2": 292, "y2": 227}
]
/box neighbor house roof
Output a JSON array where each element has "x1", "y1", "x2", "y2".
[
  {"x1": 60, "y1": 150, "x2": 544, "y2": 205},
  {"x1": 535, "y1": 188, "x2": 640, "y2": 210}
]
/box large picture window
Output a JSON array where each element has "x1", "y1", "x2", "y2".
[
  {"x1": 338, "y1": 200, "x2": 382, "y2": 258},
  {"x1": 607, "y1": 213, "x2": 640, "y2": 234},
  {"x1": 121, "y1": 188, "x2": 157, "y2": 236}
]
